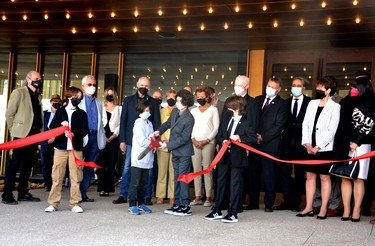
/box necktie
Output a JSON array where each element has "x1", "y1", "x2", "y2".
[
  {"x1": 292, "y1": 98, "x2": 299, "y2": 118},
  {"x1": 261, "y1": 97, "x2": 270, "y2": 114},
  {"x1": 227, "y1": 118, "x2": 234, "y2": 138}
]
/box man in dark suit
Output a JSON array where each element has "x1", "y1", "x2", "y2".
[
  {"x1": 249, "y1": 77, "x2": 288, "y2": 212},
  {"x1": 40, "y1": 94, "x2": 61, "y2": 192},
  {"x1": 113, "y1": 77, "x2": 161, "y2": 204},
  {"x1": 273, "y1": 77, "x2": 311, "y2": 212}
]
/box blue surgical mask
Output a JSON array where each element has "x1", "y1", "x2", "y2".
[
  {"x1": 266, "y1": 86, "x2": 277, "y2": 97},
  {"x1": 291, "y1": 87, "x2": 302, "y2": 97},
  {"x1": 140, "y1": 111, "x2": 151, "y2": 120}
]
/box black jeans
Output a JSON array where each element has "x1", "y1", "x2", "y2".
[
  {"x1": 96, "y1": 138, "x2": 119, "y2": 193},
  {"x1": 3, "y1": 139, "x2": 38, "y2": 198},
  {"x1": 128, "y1": 167, "x2": 149, "y2": 207}
]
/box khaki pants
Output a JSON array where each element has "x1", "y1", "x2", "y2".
[
  {"x1": 48, "y1": 150, "x2": 83, "y2": 208},
  {"x1": 191, "y1": 142, "x2": 215, "y2": 197},
  {"x1": 155, "y1": 150, "x2": 174, "y2": 199}
]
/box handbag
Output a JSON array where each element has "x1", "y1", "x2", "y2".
[{"x1": 329, "y1": 150, "x2": 360, "y2": 179}]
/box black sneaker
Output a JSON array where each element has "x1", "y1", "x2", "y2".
[
  {"x1": 205, "y1": 211, "x2": 223, "y2": 221},
  {"x1": 164, "y1": 204, "x2": 180, "y2": 215},
  {"x1": 18, "y1": 192, "x2": 40, "y2": 202},
  {"x1": 221, "y1": 214, "x2": 238, "y2": 223},
  {"x1": 112, "y1": 196, "x2": 127, "y2": 204},
  {"x1": 2, "y1": 196, "x2": 18, "y2": 205},
  {"x1": 173, "y1": 205, "x2": 192, "y2": 216}
]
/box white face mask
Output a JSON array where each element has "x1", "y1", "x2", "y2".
[
  {"x1": 176, "y1": 101, "x2": 185, "y2": 110},
  {"x1": 140, "y1": 111, "x2": 151, "y2": 120},
  {"x1": 266, "y1": 86, "x2": 277, "y2": 97},
  {"x1": 85, "y1": 86, "x2": 96, "y2": 95},
  {"x1": 234, "y1": 85, "x2": 245, "y2": 96}
]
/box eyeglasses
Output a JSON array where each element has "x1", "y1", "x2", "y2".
[{"x1": 87, "y1": 83, "x2": 96, "y2": 87}]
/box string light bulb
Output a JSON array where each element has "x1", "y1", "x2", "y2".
[
  {"x1": 262, "y1": 5, "x2": 267, "y2": 11},
  {"x1": 355, "y1": 17, "x2": 361, "y2": 23},
  {"x1": 300, "y1": 19, "x2": 304, "y2": 26},
  {"x1": 235, "y1": 6, "x2": 240, "y2": 12},
  {"x1": 66, "y1": 12, "x2": 70, "y2": 19},
  {"x1": 133, "y1": 26, "x2": 138, "y2": 32},
  {"x1": 208, "y1": 7, "x2": 213, "y2": 14},
  {"x1": 183, "y1": 9, "x2": 188, "y2": 15},
  {"x1": 327, "y1": 17, "x2": 332, "y2": 25},
  {"x1": 248, "y1": 22, "x2": 253, "y2": 29},
  {"x1": 88, "y1": 12, "x2": 93, "y2": 19},
  {"x1": 353, "y1": 0, "x2": 358, "y2": 6},
  {"x1": 23, "y1": 14, "x2": 27, "y2": 21},
  {"x1": 273, "y1": 20, "x2": 278, "y2": 28},
  {"x1": 2, "y1": 15, "x2": 6, "y2": 21},
  {"x1": 111, "y1": 12, "x2": 116, "y2": 18},
  {"x1": 177, "y1": 25, "x2": 182, "y2": 31},
  {"x1": 200, "y1": 24, "x2": 205, "y2": 31},
  {"x1": 321, "y1": 1, "x2": 327, "y2": 8},
  {"x1": 44, "y1": 13, "x2": 48, "y2": 20},
  {"x1": 291, "y1": 3, "x2": 296, "y2": 10},
  {"x1": 112, "y1": 27, "x2": 117, "y2": 33},
  {"x1": 224, "y1": 22, "x2": 229, "y2": 30},
  {"x1": 155, "y1": 25, "x2": 160, "y2": 32},
  {"x1": 158, "y1": 9, "x2": 163, "y2": 16},
  {"x1": 72, "y1": 27, "x2": 76, "y2": 34},
  {"x1": 134, "y1": 9, "x2": 139, "y2": 17},
  {"x1": 92, "y1": 27, "x2": 96, "y2": 33}
]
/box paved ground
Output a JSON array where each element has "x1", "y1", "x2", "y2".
[{"x1": 1, "y1": 187, "x2": 375, "y2": 246}]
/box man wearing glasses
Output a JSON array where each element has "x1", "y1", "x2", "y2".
[
  {"x1": 2, "y1": 71, "x2": 43, "y2": 205},
  {"x1": 79, "y1": 75, "x2": 106, "y2": 202}
]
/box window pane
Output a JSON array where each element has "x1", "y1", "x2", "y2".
[
  {"x1": 0, "y1": 54, "x2": 9, "y2": 145},
  {"x1": 96, "y1": 53, "x2": 118, "y2": 100},
  {"x1": 123, "y1": 51, "x2": 247, "y2": 101},
  {"x1": 326, "y1": 62, "x2": 371, "y2": 98},
  {"x1": 14, "y1": 53, "x2": 36, "y2": 89},
  {"x1": 41, "y1": 54, "x2": 63, "y2": 110},
  {"x1": 272, "y1": 63, "x2": 314, "y2": 99},
  {"x1": 69, "y1": 53, "x2": 91, "y2": 88}
]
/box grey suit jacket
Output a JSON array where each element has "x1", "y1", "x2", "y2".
[
  {"x1": 158, "y1": 108, "x2": 194, "y2": 157},
  {"x1": 6, "y1": 86, "x2": 43, "y2": 138},
  {"x1": 79, "y1": 95, "x2": 106, "y2": 150}
]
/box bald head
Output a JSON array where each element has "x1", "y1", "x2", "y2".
[{"x1": 234, "y1": 75, "x2": 249, "y2": 96}]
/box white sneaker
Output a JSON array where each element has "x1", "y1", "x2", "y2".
[
  {"x1": 44, "y1": 205, "x2": 57, "y2": 213},
  {"x1": 71, "y1": 205, "x2": 84, "y2": 213},
  {"x1": 203, "y1": 201, "x2": 212, "y2": 207},
  {"x1": 190, "y1": 200, "x2": 203, "y2": 206}
]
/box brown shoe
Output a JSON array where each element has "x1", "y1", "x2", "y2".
[
  {"x1": 327, "y1": 209, "x2": 342, "y2": 217},
  {"x1": 156, "y1": 198, "x2": 164, "y2": 204}
]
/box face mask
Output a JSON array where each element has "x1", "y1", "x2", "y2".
[
  {"x1": 138, "y1": 87, "x2": 148, "y2": 95},
  {"x1": 315, "y1": 89, "x2": 326, "y2": 99},
  {"x1": 266, "y1": 86, "x2": 277, "y2": 97},
  {"x1": 167, "y1": 98, "x2": 176, "y2": 106},
  {"x1": 31, "y1": 79, "x2": 42, "y2": 89},
  {"x1": 106, "y1": 95, "x2": 114, "y2": 102},
  {"x1": 85, "y1": 86, "x2": 96, "y2": 95},
  {"x1": 176, "y1": 101, "x2": 185, "y2": 110},
  {"x1": 291, "y1": 87, "x2": 302, "y2": 97},
  {"x1": 71, "y1": 98, "x2": 81, "y2": 107},
  {"x1": 140, "y1": 111, "x2": 151, "y2": 120},
  {"x1": 197, "y1": 98, "x2": 206, "y2": 106},
  {"x1": 52, "y1": 103, "x2": 61, "y2": 110},
  {"x1": 350, "y1": 88, "x2": 360, "y2": 97},
  {"x1": 234, "y1": 85, "x2": 244, "y2": 96},
  {"x1": 156, "y1": 98, "x2": 162, "y2": 105}
]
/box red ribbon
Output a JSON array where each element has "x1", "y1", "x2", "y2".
[
  {"x1": 178, "y1": 139, "x2": 375, "y2": 184},
  {"x1": 0, "y1": 126, "x2": 102, "y2": 168}
]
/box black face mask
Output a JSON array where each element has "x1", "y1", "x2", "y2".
[
  {"x1": 207, "y1": 97, "x2": 212, "y2": 103},
  {"x1": 52, "y1": 103, "x2": 61, "y2": 110},
  {"x1": 156, "y1": 98, "x2": 162, "y2": 105},
  {"x1": 31, "y1": 79, "x2": 42, "y2": 89},
  {"x1": 138, "y1": 87, "x2": 148, "y2": 95},
  {"x1": 167, "y1": 98, "x2": 176, "y2": 106},
  {"x1": 197, "y1": 98, "x2": 206, "y2": 106},
  {"x1": 106, "y1": 95, "x2": 114, "y2": 102},
  {"x1": 71, "y1": 98, "x2": 81, "y2": 107},
  {"x1": 315, "y1": 89, "x2": 326, "y2": 99}
]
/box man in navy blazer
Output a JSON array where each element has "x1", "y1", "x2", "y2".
[
  {"x1": 113, "y1": 77, "x2": 161, "y2": 204},
  {"x1": 274, "y1": 77, "x2": 311, "y2": 212},
  {"x1": 249, "y1": 77, "x2": 288, "y2": 212}
]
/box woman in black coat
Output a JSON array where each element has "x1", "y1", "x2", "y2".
[{"x1": 204, "y1": 95, "x2": 257, "y2": 223}]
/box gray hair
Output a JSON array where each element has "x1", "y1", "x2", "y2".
[
  {"x1": 82, "y1": 75, "x2": 96, "y2": 85},
  {"x1": 293, "y1": 77, "x2": 309, "y2": 87}
]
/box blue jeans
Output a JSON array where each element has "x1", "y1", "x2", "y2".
[
  {"x1": 119, "y1": 145, "x2": 132, "y2": 197},
  {"x1": 80, "y1": 133, "x2": 100, "y2": 197},
  {"x1": 172, "y1": 155, "x2": 191, "y2": 206}
]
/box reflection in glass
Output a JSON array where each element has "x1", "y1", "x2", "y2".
[
  {"x1": 41, "y1": 54, "x2": 63, "y2": 110},
  {"x1": 272, "y1": 63, "x2": 314, "y2": 99},
  {"x1": 124, "y1": 51, "x2": 247, "y2": 101},
  {"x1": 96, "y1": 54, "x2": 118, "y2": 100},
  {"x1": 14, "y1": 53, "x2": 36, "y2": 89},
  {"x1": 0, "y1": 53, "x2": 9, "y2": 146},
  {"x1": 69, "y1": 53, "x2": 91, "y2": 88},
  {"x1": 326, "y1": 62, "x2": 372, "y2": 98}
]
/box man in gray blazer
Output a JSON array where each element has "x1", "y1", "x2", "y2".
[
  {"x1": 79, "y1": 75, "x2": 106, "y2": 202},
  {"x1": 2, "y1": 71, "x2": 43, "y2": 205}
]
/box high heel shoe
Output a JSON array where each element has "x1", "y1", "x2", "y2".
[
  {"x1": 341, "y1": 217, "x2": 351, "y2": 221},
  {"x1": 296, "y1": 210, "x2": 314, "y2": 217},
  {"x1": 351, "y1": 217, "x2": 360, "y2": 222},
  {"x1": 316, "y1": 214, "x2": 327, "y2": 220}
]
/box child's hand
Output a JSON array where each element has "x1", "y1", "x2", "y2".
[
  {"x1": 229, "y1": 135, "x2": 240, "y2": 142},
  {"x1": 61, "y1": 121, "x2": 68, "y2": 126},
  {"x1": 159, "y1": 142, "x2": 167, "y2": 150}
]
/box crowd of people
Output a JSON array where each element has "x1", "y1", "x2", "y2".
[{"x1": 1, "y1": 70, "x2": 375, "y2": 224}]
